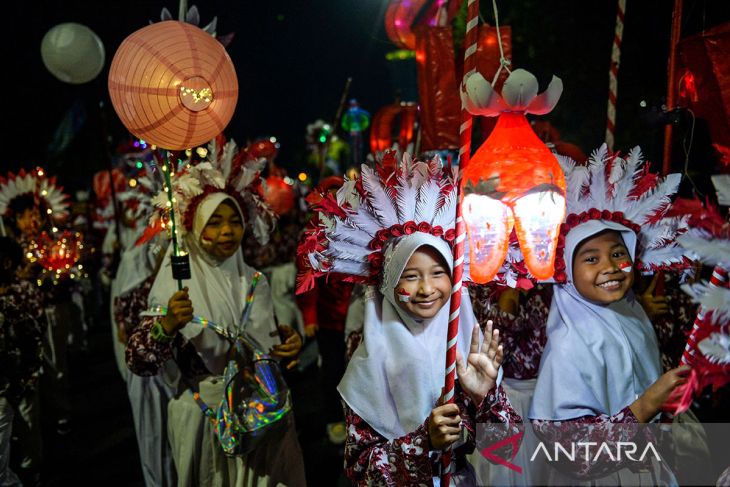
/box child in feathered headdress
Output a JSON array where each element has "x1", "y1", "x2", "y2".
[
  {"x1": 125, "y1": 139, "x2": 306, "y2": 486},
  {"x1": 528, "y1": 145, "x2": 694, "y2": 485},
  {"x1": 298, "y1": 153, "x2": 521, "y2": 486}
]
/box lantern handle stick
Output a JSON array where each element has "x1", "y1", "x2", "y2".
[
  {"x1": 178, "y1": 0, "x2": 188, "y2": 21},
  {"x1": 441, "y1": 1, "x2": 481, "y2": 485},
  {"x1": 162, "y1": 151, "x2": 184, "y2": 291},
  {"x1": 320, "y1": 77, "x2": 353, "y2": 180}
]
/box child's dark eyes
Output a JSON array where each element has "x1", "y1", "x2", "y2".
[
  {"x1": 612, "y1": 250, "x2": 627, "y2": 258},
  {"x1": 584, "y1": 256, "x2": 598, "y2": 264},
  {"x1": 432, "y1": 270, "x2": 445, "y2": 277}
]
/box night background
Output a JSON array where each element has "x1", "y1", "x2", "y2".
[
  {"x1": 3, "y1": 1, "x2": 730, "y2": 484},
  {"x1": 5, "y1": 0, "x2": 730, "y2": 195}
]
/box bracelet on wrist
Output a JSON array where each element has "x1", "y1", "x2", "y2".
[{"x1": 150, "y1": 320, "x2": 175, "y2": 343}]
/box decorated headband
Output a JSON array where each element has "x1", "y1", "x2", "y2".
[
  {"x1": 551, "y1": 144, "x2": 692, "y2": 283},
  {"x1": 296, "y1": 152, "x2": 458, "y2": 293},
  {"x1": 143, "y1": 137, "x2": 276, "y2": 246},
  {"x1": 0, "y1": 167, "x2": 70, "y2": 223}
]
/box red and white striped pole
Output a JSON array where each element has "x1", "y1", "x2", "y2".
[
  {"x1": 605, "y1": 0, "x2": 626, "y2": 151},
  {"x1": 441, "y1": 0, "x2": 479, "y2": 485},
  {"x1": 680, "y1": 265, "x2": 729, "y2": 366}
]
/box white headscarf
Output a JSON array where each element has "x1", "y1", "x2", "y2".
[
  {"x1": 529, "y1": 220, "x2": 662, "y2": 420},
  {"x1": 146, "y1": 192, "x2": 279, "y2": 375},
  {"x1": 338, "y1": 232, "x2": 478, "y2": 440}
]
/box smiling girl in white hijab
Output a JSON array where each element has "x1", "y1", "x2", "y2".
[
  {"x1": 528, "y1": 145, "x2": 693, "y2": 485},
  {"x1": 298, "y1": 154, "x2": 521, "y2": 486}
]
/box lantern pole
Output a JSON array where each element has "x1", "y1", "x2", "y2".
[
  {"x1": 441, "y1": 0, "x2": 480, "y2": 485},
  {"x1": 662, "y1": 0, "x2": 683, "y2": 175},
  {"x1": 605, "y1": 0, "x2": 626, "y2": 152},
  {"x1": 161, "y1": 151, "x2": 184, "y2": 291}
]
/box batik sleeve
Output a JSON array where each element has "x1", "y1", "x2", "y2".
[{"x1": 343, "y1": 403, "x2": 434, "y2": 486}]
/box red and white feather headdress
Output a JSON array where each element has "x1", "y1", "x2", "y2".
[
  {"x1": 551, "y1": 144, "x2": 692, "y2": 282},
  {"x1": 0, "y1": 167, "x2": 70, "y2": 223},
  {"x1": 144, "y1": 138, "x2": 276, "y2": 245},
  {"x1": 296, "y1": 152, "x2": 459, "y2": 293}
]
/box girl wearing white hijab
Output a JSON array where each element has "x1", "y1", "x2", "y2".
[
  {"x1": 298, "y1": 156, "x2": 521, "y2": 487},
  {"x1": 127, "y1": 192, "x2": 306, "y2": 487},
  {"x1": 528, "y1": 146, "x2": 694, "y2": 485},
  {"x1": 339, "y1": 233, "x2": 519, "y2": 486}
]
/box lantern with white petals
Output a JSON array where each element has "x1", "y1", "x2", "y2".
[{"x1": 460, "y1": 69, "x2": 566, "y2": 282}]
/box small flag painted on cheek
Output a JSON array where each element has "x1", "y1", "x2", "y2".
[
  {"x1": 618, "y1": 262, "x2": 632, "y2": 273},
  {"x1": 397, "y1": 288, "x2": 411, "y2": 302}
]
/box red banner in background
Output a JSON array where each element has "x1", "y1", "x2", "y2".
[
  {"x1": 416, "y1": 26, "x2": 461, "y2": 151},
  {"x1": 678, "y1": 21, "x2": 730, "y2": 168},
  {"x1": 416, "y1": 25, "x2": 511, "y2": 152}
]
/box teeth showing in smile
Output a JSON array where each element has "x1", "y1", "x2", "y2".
[{"x1": 598, "y1": 280, "x2": 621, "y2": 289}]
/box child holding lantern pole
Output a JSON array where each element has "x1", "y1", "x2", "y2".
[
  {"x1": 528, "y1": 145, "x2": 693, "y2": 485},
  {"x1": 126, "y1": 140, "x2": 305, "y2": 487},
  {"x1": 297, "y1": 154, "x2": 521, "y2": 486}
]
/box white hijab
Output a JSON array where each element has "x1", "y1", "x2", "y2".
[
  {"x1": 529, "y1": 220, "x2": 662, "y2": 420},
  {"x1": 146, "y1": 192, "x2": 279, "y2": 375},
  {"x1": 338, "y1": 233, "x2": 478, "y2": 440}
]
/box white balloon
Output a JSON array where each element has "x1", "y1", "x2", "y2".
[{"x1": 41, "y1": 23, "x2": 105, "y2": 84}]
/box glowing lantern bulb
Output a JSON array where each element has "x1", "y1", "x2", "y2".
[
  {"x1": 512, "y1": 191, "x2": 565, "y2": 279},
  {"x1": 462, "y1": 194, "x2": 514, "y2": 283},
  {"x1": 459, "y1": 69, "x2": 566, "y2": 283}
]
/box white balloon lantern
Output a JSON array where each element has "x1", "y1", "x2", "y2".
[{"x1": 41, "y1": 23, "x2": 105, "y2": 84}]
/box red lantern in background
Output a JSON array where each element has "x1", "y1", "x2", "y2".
[
  {"x1": 678, "y1": 21, "x2": 730, "y2": 165},
  {"x1": 370, "y1": 102, "x2": 419, "y2": 153},
  {"x1": 460, "y1": 69, "x2": 566, "y2": 282},
  {"x1": 264, "y1": 176, "x2": 295, "y2": 216},
  {"x1": 34, "y1": 230, "x2": 83, "y2": 275}
]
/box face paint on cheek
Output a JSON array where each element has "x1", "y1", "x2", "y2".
[
  {"x1": 200, "y1": 235, "x2": 214, "y2": 249},
  {"x1": 618, "y1": 262, "x2": 632, "y2": 273},
  {"x1": 396, "y1": 288, "x2": 411, "y2": 303}
]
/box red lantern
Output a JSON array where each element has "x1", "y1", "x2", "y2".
[
  {"x1": 34, "y1": 230, "x2": 83, "y2": 275},
  {"x1": 460, "y1": 69, "x2": 566, "y2": 282},
  {"x1": 369, "y1": 102, "x2": 419, "y2": 153},
  {"x1": 264, "y1": 176, "x2": 295, "y2": 216}
]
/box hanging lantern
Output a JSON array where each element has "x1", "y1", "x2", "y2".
[
  {"x1": 460, "y1": 69, "x2": 566, "y2": 282},
  {"x1": 108, "y1": 21, "x2": 238, "y2": 150}
]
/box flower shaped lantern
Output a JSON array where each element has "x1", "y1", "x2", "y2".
[{"x1": 461, "y1": 69, "x2": 566, "y2": 282}]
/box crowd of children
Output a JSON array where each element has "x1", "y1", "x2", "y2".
[{"x1": 1, "y1": 139, "x2": 729, "y2": 487}]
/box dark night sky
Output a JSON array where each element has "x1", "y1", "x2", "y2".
[{"x1": 5, "y1": 0, "x2": 730, "y2": 192}]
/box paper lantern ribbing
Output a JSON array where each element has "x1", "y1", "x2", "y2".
[
  {"x1": 41, "y1": 23, "x2": 105, "y2": 84},
  {"x1": 108, "y1": 21, "x2": 238, "y2": 150}
]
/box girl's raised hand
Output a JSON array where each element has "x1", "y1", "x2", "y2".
[{"x1": 455, "y1": 320, "x2": 503, "y2": 405}]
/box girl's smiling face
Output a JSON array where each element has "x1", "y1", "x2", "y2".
[
  {"x1": 200, "y1": 200, "x2": 244, "y2": 261},
  {"x1": 572, "y1": 230, "x2": 634, "y2": 304},
  {"x1": 394, "y1": 246, "x2": 452, "y2": 320}
]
